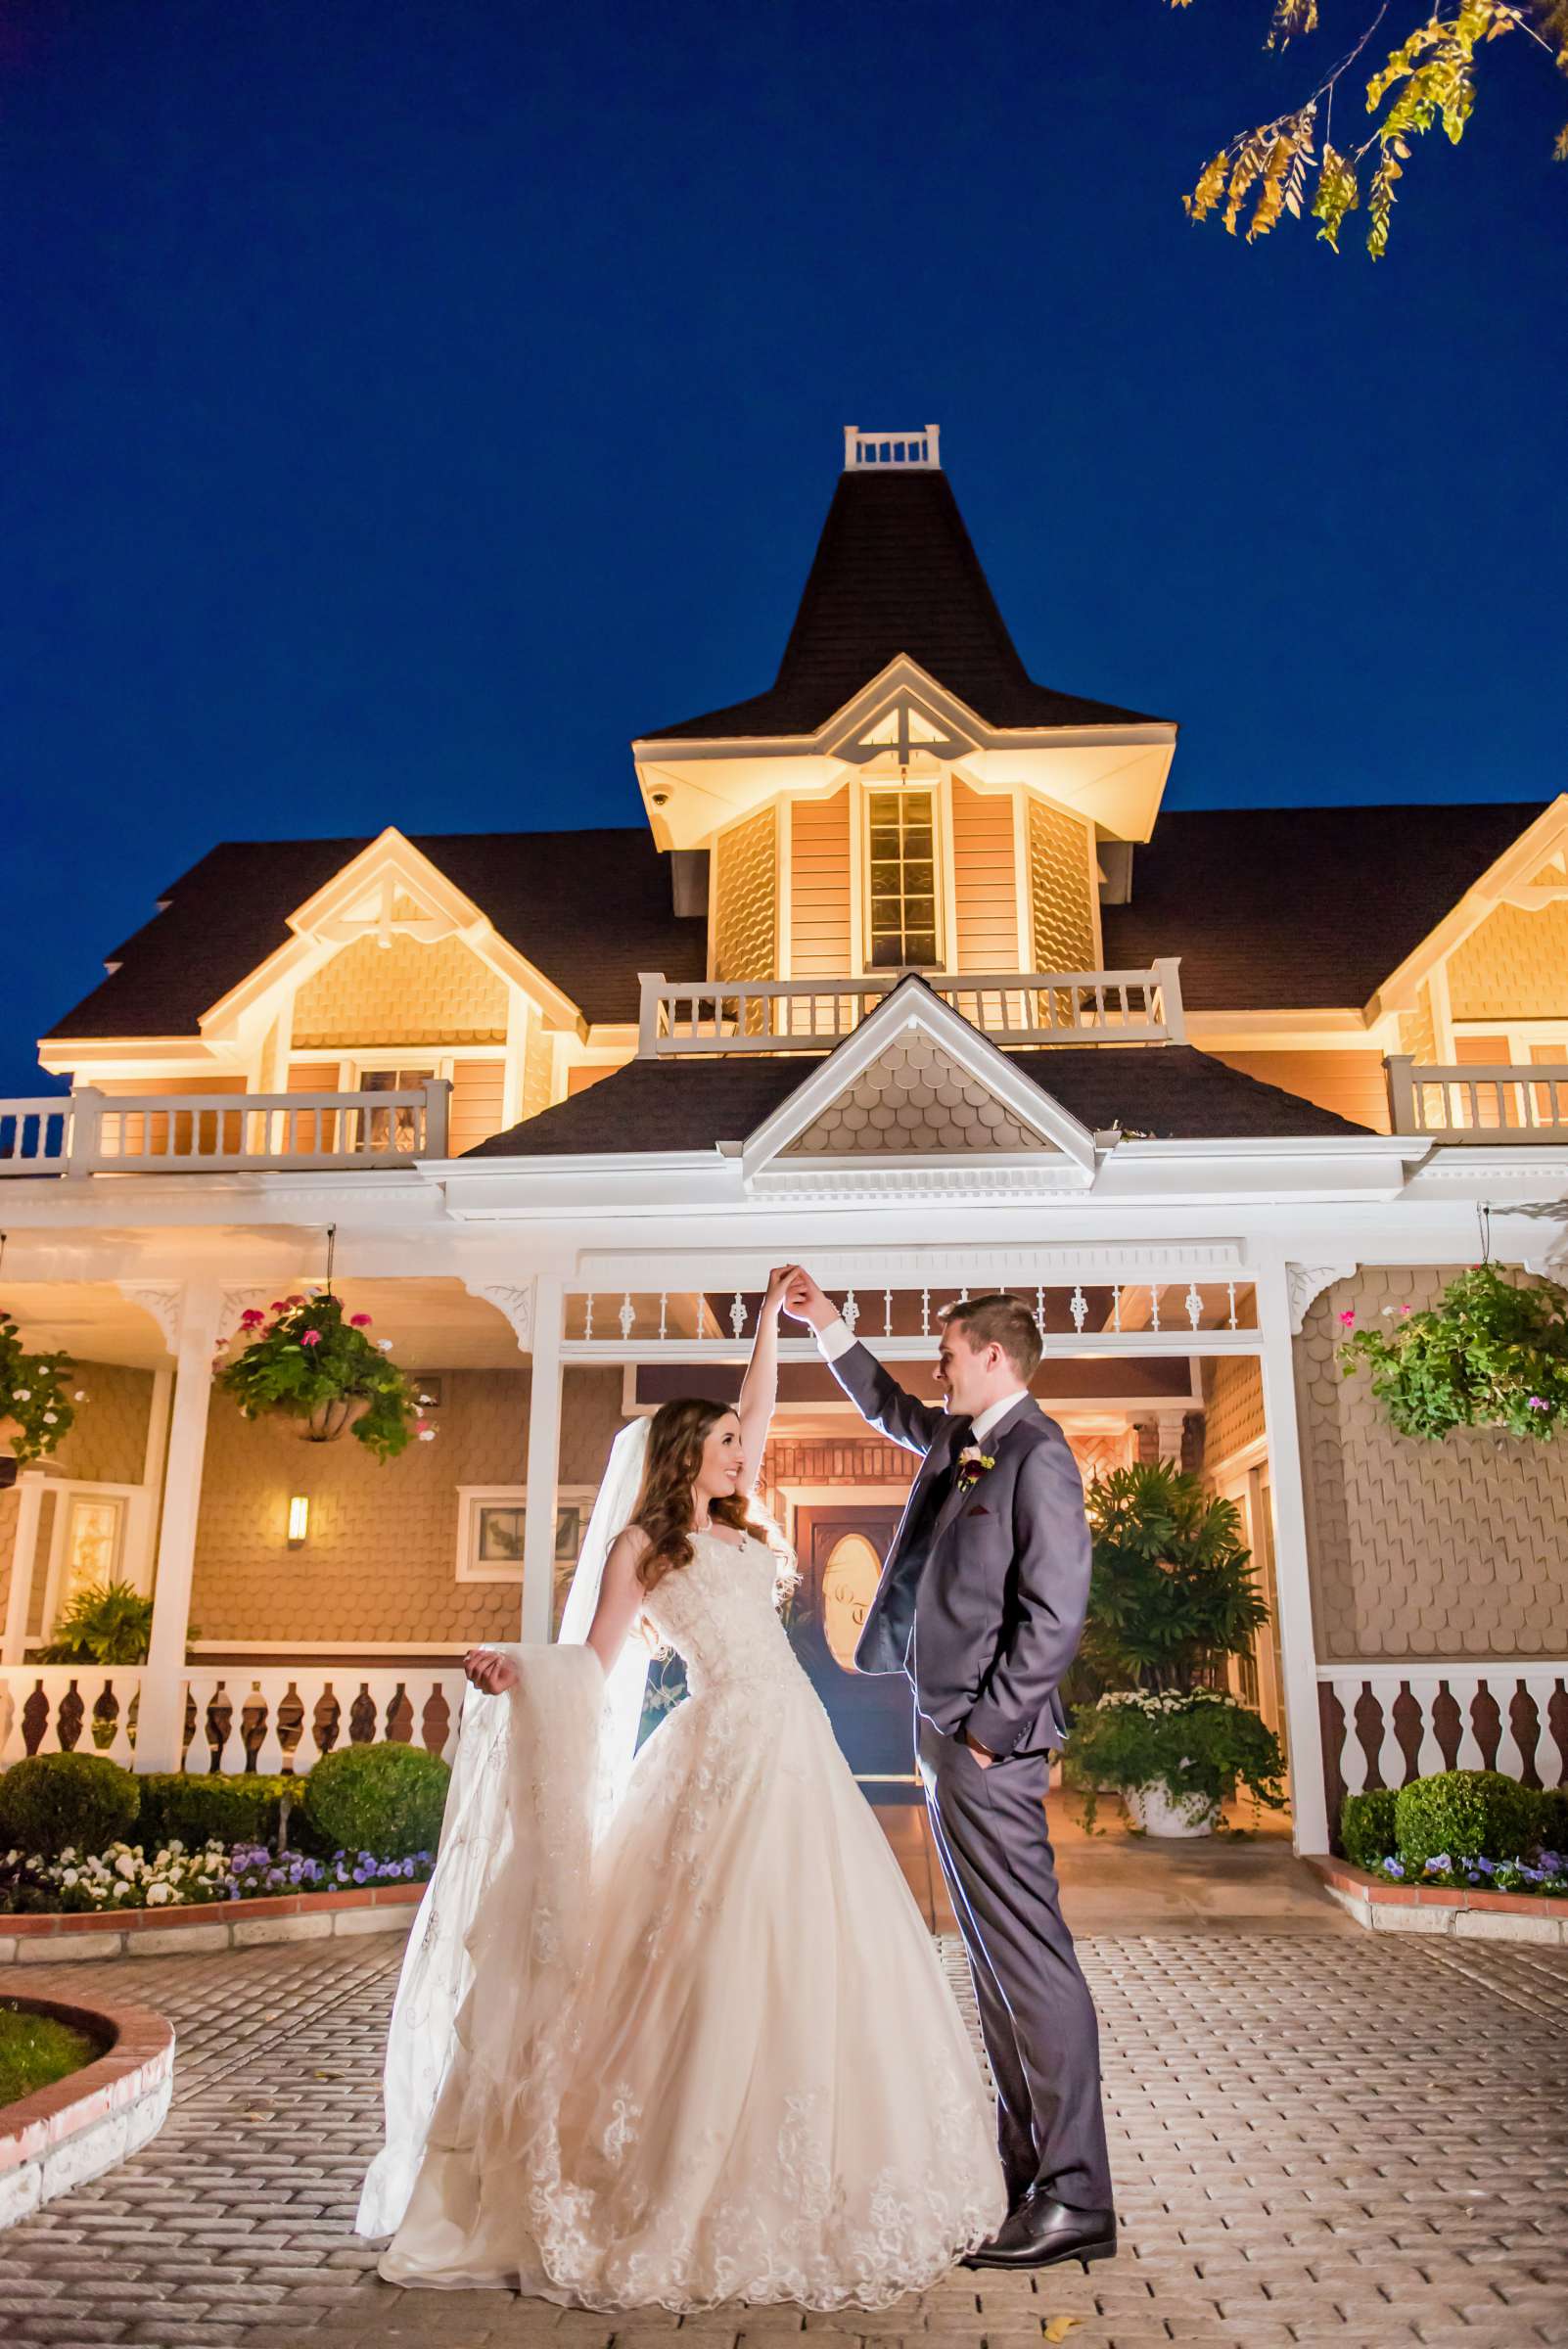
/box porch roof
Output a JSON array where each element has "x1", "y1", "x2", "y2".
[{"x1": 465, "y1": 1042, "x2": 1372, "y2": 1160}]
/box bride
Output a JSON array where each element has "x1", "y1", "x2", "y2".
[{"x1": 356, "y1": 1267, "x2": 1005, "y2": 2310}]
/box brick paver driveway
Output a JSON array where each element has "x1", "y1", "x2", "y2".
[{"x1": 4, "y1": 1923, "x2": 1565, "y2": 2349}]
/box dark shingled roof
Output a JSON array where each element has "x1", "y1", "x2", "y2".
[
  {"x1": 465, "y1": 1042, "x2": 1372, "y2": 1160},
  {"x1": 1101, "y1": 803, "x2": 1545, "y2": 1012},
  {"x1": 646, "y1": 470, "x2": 1167, "y2": 740},
  {"x1": 45, "y1": 830, "x2": 708, "y2": 1040}
]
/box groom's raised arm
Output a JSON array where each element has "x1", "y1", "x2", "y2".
[{"x1": 783, "y1": 1267, "x2": 945, "y2": 1457}]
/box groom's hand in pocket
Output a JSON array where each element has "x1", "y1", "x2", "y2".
[{"x1": 961, "y1": 1726, "x2": 997, "y2": 1771}]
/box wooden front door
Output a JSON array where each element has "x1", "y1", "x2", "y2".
[{"x1": 791, "y1": 1503, "x2": 919, "y2": 1801}]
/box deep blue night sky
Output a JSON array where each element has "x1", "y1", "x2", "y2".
[{"x1": 4, "y1": 1, "x2": 1564, "y2": 1093}]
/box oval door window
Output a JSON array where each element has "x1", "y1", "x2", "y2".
[{"x1": 821, "y1": 1533, "x2": 884, "y2": 1671}]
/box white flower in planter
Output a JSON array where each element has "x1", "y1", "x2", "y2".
[{"x1": 146, "y1": 1882, "x2": 171, "y2": 1906}]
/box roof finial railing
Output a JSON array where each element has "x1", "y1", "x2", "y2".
[{"x1": 843, "y1": 425, "x2": 941, "y2": 472}]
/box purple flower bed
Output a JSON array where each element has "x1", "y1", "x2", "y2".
[{"x1": 1378, "y1": 1849, "x2": 1567, "y2": 1894}]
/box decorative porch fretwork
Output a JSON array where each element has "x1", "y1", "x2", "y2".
[
  {"x1": 1286, "y1": 1264, "x2": 1357, "y2": 1336},
  {"x1": 464, "y1": 1280, "x2": 534, "y2": 1350},
  {"x1": 115, "y1": 1282, "x2": 184, "y2": 1354}
]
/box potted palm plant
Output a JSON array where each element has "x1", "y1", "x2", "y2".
[{"x1": 1065, "y1": 1463, "x2": 1286, "y2": 1836}]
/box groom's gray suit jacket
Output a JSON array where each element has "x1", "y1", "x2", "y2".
[{"x1": 829, "y1": 1340, "x2": 1091, "y2": 1756}]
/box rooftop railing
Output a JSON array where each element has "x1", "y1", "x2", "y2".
[
  {"x1": 0, "y1": 1081, "x2": 450, "y2": 1177},
  {"x1": 1386, "y1": 1055, "x2": 1568, "y2": 1143},
  {"x1": 637, "y1": 962, "x2": 1186, "y2": 1058}
]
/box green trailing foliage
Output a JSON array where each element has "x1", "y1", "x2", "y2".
[
  {"x1": 1065, "y1": 1689, "x2": 1287, "y2": 1831},
  {"x1": 0, "y1": 1309, "x2": 79, "y2": 1466},
  {"x1": 214, "y1": 1291, "x2": 428, "y2": 1462},
  {"x1": 1337, "y1": 1266, "x2": 1568, "y2": 1442},
  {"x1": 0, "y1": 1753, "x2": 141, "y2": 1861},
  {"x1": 300, "y1": 1741, "x2": 451, "y2": 1860}
]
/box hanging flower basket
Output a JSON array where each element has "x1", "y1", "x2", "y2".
[
  {"x1": 1337, "y1": 1264, "x2": 1568, "y2": 1442},
  {"x1": 214, "y1": 1294, "x2": 430, "y2": 1463},
  {"x1": 0, "y1": 1310, "x2": 80, "y2": 1465}
]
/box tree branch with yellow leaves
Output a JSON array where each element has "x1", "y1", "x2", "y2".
[{"x1": 1171, "y1": 1, "x2": 1568, "y2": 256}]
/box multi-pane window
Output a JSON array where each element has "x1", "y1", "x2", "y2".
[{"x1": 866, "y1": 788, "x2": 940, "y2": 970}]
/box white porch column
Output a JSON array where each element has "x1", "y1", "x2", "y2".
[
  {"x1": 1, "y1": 1471, "x2": 50, "y2": 1666},
  {"x1": 522, "y1": 1274, "x2": 565, "y2": 1645},
  {"x1": 1253, "y1": 1257, "x2": 1329, "y2": 1856},
  {"x1": 135, "y1": 1285, "x2": 223, "y2": 1772}
]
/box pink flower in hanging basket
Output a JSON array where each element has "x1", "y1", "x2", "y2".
[
  {"x1": 240, "y1": 1309, "x2": 265, "y2": 1327},
  {"x1": 300, "y1": 1329, "x2": 323, "y2": 1349},
  {"x1": 1399, "y1": 1304, "x2": 1412, "y2": 1315},
  {"x1": 285, "y1": 1294, "x2": 306, "y2": 1307},
  {"x1": 1338, "y1": 1309, "x2": 1357, "y2": 1328},
  {"x1": 350, "y1": 1313, "x2": 372, "y2": 1327},
  {"x1": 1527, "y1": 1396, "x2": 1549, "y2": 1411}
]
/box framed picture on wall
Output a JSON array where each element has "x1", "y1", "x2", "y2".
[{"x1": 454, "y1": 1486, "x2": 597, "y2": 1585}]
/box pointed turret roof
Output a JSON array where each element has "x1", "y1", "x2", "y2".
[{"x1": 647, "y1": 458, "x2": 1165, "y2": 740}]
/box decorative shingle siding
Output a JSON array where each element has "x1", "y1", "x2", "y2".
[
  {"x1": 292, "y1": 933, "x2": 508, "y2": 1046},
  {"x1": 952, "y1": 782, "x2": 1020, "y2": 972},
  {"x1": 1399, "y1": 980, "x2": 1437, "y2": 1064},
  {"x1": 1027, "y1": 797, "x2": 1095, "y2": 976},
  {"x1": 712, "y1": 806, "x2": 778, "y2": 987},
  {"x1": 189, "y1": 1367, "x2": 624, "y2": 1644},
  {"x1": 1201, "y1": 1356, "x2": 1266, "y2": 1476},
  {"x1": 788, "y1": 788, "x2": 852, "y2": 978},
  {"x1": 1446, "y1": 901, "x2": 1568, "y2": 1021},
  {"x1": 48, "y1": 1363, "x2": 156, "y2": 1486},
  {"x1": 781, "y1": 1030, "x2": 1051, "y2": 1158},
  {"x1": 1297, "y1": 1267, "x2": 1568, "y2": 1660},
  {"x1": 522, "y1": 1011, "x2": 554, "y2": 1122}
]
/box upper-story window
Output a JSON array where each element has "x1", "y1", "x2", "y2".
[{"x1": 866, "y1": 786, "x2": 941, "y2": 970}]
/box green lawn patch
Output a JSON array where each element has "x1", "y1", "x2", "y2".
[{"x1": 0, "y1": 2001, "x2": 100, "y2": 2110}]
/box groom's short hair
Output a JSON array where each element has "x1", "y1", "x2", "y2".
[{"x1": 939, "y1": 1292, "x2": 1042, "y2": 1379}]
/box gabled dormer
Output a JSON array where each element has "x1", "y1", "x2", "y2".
[{"x1": 631, "y1": 427, "x2": 1178, "y2": 993}]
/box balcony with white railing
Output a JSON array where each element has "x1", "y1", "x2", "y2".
[
  {"x1": 637, "y1": 961, "x2": 1186, "y2": 1058},
  {"x1": 1386, "y1": 1055, "x2": 1568, "y2": 1144},
  {"x1": 0, "y1": 1080, "x2": 451, "y2": 1178}
]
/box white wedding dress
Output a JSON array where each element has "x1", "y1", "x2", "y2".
[{"x1": 359, "y1": 1528, "x2": 1005, "y2": 2310}]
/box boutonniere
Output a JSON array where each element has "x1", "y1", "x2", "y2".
[{"x1": 955, "y1": 1444, "x2": 996, "y2": 1492}]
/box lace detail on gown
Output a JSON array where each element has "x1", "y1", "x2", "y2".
[{"x1": 373, "y1": 1530, "x2": 1005, "y2": 2310}]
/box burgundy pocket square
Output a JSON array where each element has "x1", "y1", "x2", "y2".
[{"x1": 966, "y1": 1502, "x2": 991, "y2": 1516}]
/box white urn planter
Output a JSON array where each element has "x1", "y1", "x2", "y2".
[{"x1": 1123, "y1": 1781, "x2": 1220, "y2": 1838}]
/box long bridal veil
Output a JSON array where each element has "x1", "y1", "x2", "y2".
[{"x1": 355, "y1": 1417, "x2": 654, "y2": 2240}]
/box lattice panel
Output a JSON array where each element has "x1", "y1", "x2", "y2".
[
  {"x1": 292, "y1": 933, "x2": 509, "y2": 1046},
  {"x1": 1446, "y1": 899, "x2": 1568, "y2": 1020},
  {"x1": 1201, "y1": 1355, "x2": 1266, "y2": 1473},
  {"x1": 1027, "y1": 795, "x2": 1095, "y2": 977},
  {"x1": 1298, "y1": 1266, "x2": 1568, "y2": 1661},
  {"x1": 780, "y1": 1029, "x2": 1052, "y2": 1158}
]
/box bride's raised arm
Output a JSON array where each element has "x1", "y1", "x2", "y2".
[{"x1": 738, "y1": 1267, "x2": 790, "y2": 1491}]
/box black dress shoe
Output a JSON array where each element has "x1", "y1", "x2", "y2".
[{"x1": 963, "y1": 2194, "x2": 1117, "y2": 2272}]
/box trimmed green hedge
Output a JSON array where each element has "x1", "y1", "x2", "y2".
[
  {"x1": 300, "y1": 1742, "x2": 450, "y2": 1860},
  {"x1": 1394, "y1": 1770, "x2": 1545, "y2": 1867},
  {"x1": 1339, "y1": 1786, "x2": 1399, "y2": 1872},
  {"x1": 0, "y1": 1753, "x2": 141, "y2": 1860},
  {"x1": 1539, "y1": 1785, "x2": 1568, "y2": 1854},
  {"x1": 136, "y1": 1773, "x2": 298, "y2": 1854}
]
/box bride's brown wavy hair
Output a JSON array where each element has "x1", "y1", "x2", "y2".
[{"x1": 629, "y1": 1398, "x2": 755, "y2": 1592}]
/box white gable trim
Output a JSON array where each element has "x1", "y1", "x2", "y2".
[
  {"x1": 1372, "y1": 795, "x2": 1568, "y2": 1015},
  {"x1": 739, "y1": 976, "x2": 1099, "y2": 1187},
  {"x1": 198, "y1": 827, "x2": 582, "y2": 1045}
]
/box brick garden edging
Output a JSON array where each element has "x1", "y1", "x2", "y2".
[
  {"x1": 0, "y1": 1878, "x2": 422, "y2": 1964},
  {"x1": 0, "y1": 1990, "x2": 174, "y2": 2230},
  {"x1": 1309, "y1": 1855, "x2": 1568, "y2": 1942}
]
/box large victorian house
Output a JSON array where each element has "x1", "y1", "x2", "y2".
[{"x1": 3, "y1": 425, "x2": 1566, "y2": 1852}]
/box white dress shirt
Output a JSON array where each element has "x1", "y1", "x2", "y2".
[{"x1": 813, "y1": 1315, "x2": 1028, "y2": 1443}]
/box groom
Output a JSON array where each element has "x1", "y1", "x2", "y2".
[{"x1": 782, "y1": 1272, "x2": 1114, "y2": 2273}]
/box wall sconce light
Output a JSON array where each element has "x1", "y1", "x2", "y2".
[{"x1": 287, "y1": 1495, "x2": 310, "y2": 1548}]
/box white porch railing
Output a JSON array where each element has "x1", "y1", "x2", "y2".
[
  {"x1": 0, "y1": 1081, "x2": 450, "y2": 1176},
  {"x1": 0, "y1": 1665, "x2": 144, "y2": 1768},
  {"x1": 844, "y1": 423, "x2": 940, "y2": 470},
  {"x1": 638, "y1": 962, "x2": 1185, "y2": 1058},
  {"x1": 1386, "y1": 1055, "x2": 1568, "y2": 1142},
  {"x1": 181, "y1": 1665, "x2": 467, "y2": 1773},
  {"x1": 1317, "y1": 1663, "x2": 1568, "y2": 1817}
]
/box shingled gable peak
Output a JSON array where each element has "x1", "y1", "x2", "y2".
[{"x1": 638, "y1": 425, "x2": 1169, "y2": 748}]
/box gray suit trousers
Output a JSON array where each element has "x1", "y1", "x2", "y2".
[{"x1": 918, "y1": 1714, "x2": 1113, "y2": 2212}]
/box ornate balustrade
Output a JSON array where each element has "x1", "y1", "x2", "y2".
[
  {"x1": 0, "y1": 1660, "x2": 465, "y2": 1773},
  {"x1": 1386, "y1": 1055, "x2": 1568, "y2": 1142},
  {"x1": 637, "y1": 961, "x2": 1185, "y2": 1059},
  {"x1": 1317, "y1": 1663, "x2": 1568, "y2": 1825},
  {"x1": 0, "y1": 1665, "x2": 144, "y2": 1768},
  {"x1": 0, "y1": 1081, "x2": 450, "y2": 1176}
]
